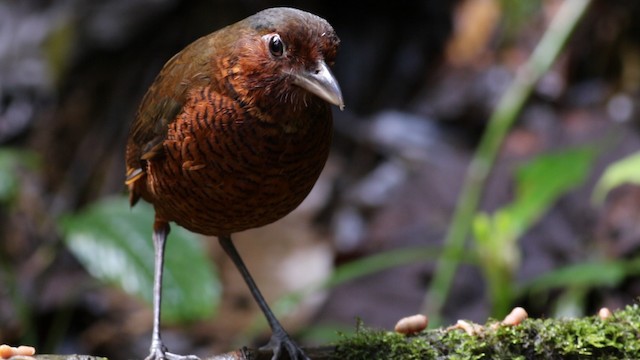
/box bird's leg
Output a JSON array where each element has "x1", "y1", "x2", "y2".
[
  {"x1": 147, "y1": 220, "x2": 170, "y2": 360},
  {"x1": 218, "y1": 235, "x2": 310, "y2": 360},
  {"x1": 147, "y1": 220, "x2": 200, "y2": 360}
]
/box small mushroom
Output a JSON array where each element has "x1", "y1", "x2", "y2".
[
  {"x1": 0, "y1": 345, "x2": 35, "y2": 359},
  {"x1": 502, "y1": 307, "x2": 528, "y2": 326},
  {"x1": 451, "y1": 319, "x2": 484, "y2": 336},
  {"x1": 598, "y1": 307, "x2": 612, "y2": 320},
  {"x1": 394, "y1": 314, "x2": 428, "y2": 335}
]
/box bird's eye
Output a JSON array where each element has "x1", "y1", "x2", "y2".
[{"x1": 268, "y1": 34, "x2": 284, "y2": 57}]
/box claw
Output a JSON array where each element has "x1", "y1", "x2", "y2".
[
  {"x1": 145, "y1": 341, "x2": 200, "y2": 360},
  {"x1": 145, "y1": 350, "x2": 200, "y2": 360},
  {"x1": 261, "y1": 331, "x2": 310, "y2": 360}
]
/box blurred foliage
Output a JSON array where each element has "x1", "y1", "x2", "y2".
[
  {"x1": 43, "y1": 19, "x2": 75, "y2": 85},
  {"x1": 499, "y1": 1, "x2": 542, "y2": 42},
  {"x1": 520, "y1": 258, "x2": 640, "y2": 297},
  {"x1": 58, "y1": 196, "x2": 220, "y2": 323},
  {"x1": 0, "y1": 148, "x2": 40, "y2": 204},
  {"x1": 426, "y1": 0, "x2": 593, "y2": 325},
  {"x1": 473, "y1": 146, "x2": 597, "y2": 317},
  {"x1": 592, "y1": 151, "x2": 640, "y2": 204},
  {"x1": 274, "y1": 245, "x2": 452, "y2": 314}
]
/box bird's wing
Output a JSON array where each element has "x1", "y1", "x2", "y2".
[{"x1": 125, "y1": 36, "x2": 218, "y2": 204}]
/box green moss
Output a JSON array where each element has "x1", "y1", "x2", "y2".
[{"x1": 333, "y1": 304, "x2": 640, "y2": 359}]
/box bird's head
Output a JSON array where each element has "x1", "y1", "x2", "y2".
[{"x1": 223, "y1": 7, "x2": 344, "y2": 115}]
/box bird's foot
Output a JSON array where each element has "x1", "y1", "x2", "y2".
[
  {"x1": 145, "y1": 343, "x2": 200, "y2": 360},
  {"x1": 261, "y1": 331, "x2": 309, "y2": 360}
]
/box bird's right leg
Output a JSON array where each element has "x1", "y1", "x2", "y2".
[
  {"x1": 218, "y1": 235, "x2": 310, "y2": 360},
  {"x1": 146, "y1": 219, "x2": 199, "y2": 360}
]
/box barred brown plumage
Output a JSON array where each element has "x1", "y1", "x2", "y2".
[{"x1": 124, "y1": 7, "x2": 343, "y2": 360}]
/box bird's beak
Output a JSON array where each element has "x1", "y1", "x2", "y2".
[{"x1": 292, "y1": 60, "x2": 344, "y2": 110}]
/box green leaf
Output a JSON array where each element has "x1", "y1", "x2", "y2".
[
  {"x1": 592, "y1": 151, "x2": 640, "y2": 204},
  {"x1": 518, "y1": 261, "x2": 628, "y2": 296},
  {"x1": 512, "y1": 146, "x2": 596, "y2": 227},
  {"x1": 475, "y1": 147, "x2": 597, "y2": 246},
  {"x1": 472, "y1": 212, "x2": 492, "y2": 246},
  {"x1": 472, "y1": 147, "x2": 597, "y2": 266},
  {"x1": 324, "y1": 246, "x2": 448, "y2": 289},
  {"x1": 59, "y1": 196, "x2": 220, "y2": 323}
]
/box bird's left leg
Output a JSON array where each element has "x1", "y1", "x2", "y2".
[
  {"x1": 146, "y1": 219, "x2": 200, "y2": 360},
  {"x1": 218, "y1": 235, "x2": 310, "y2": 360}
]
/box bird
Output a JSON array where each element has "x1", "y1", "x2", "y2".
[{"x1": 124, "y1": 7, "x2": 343, "y2": 360}]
